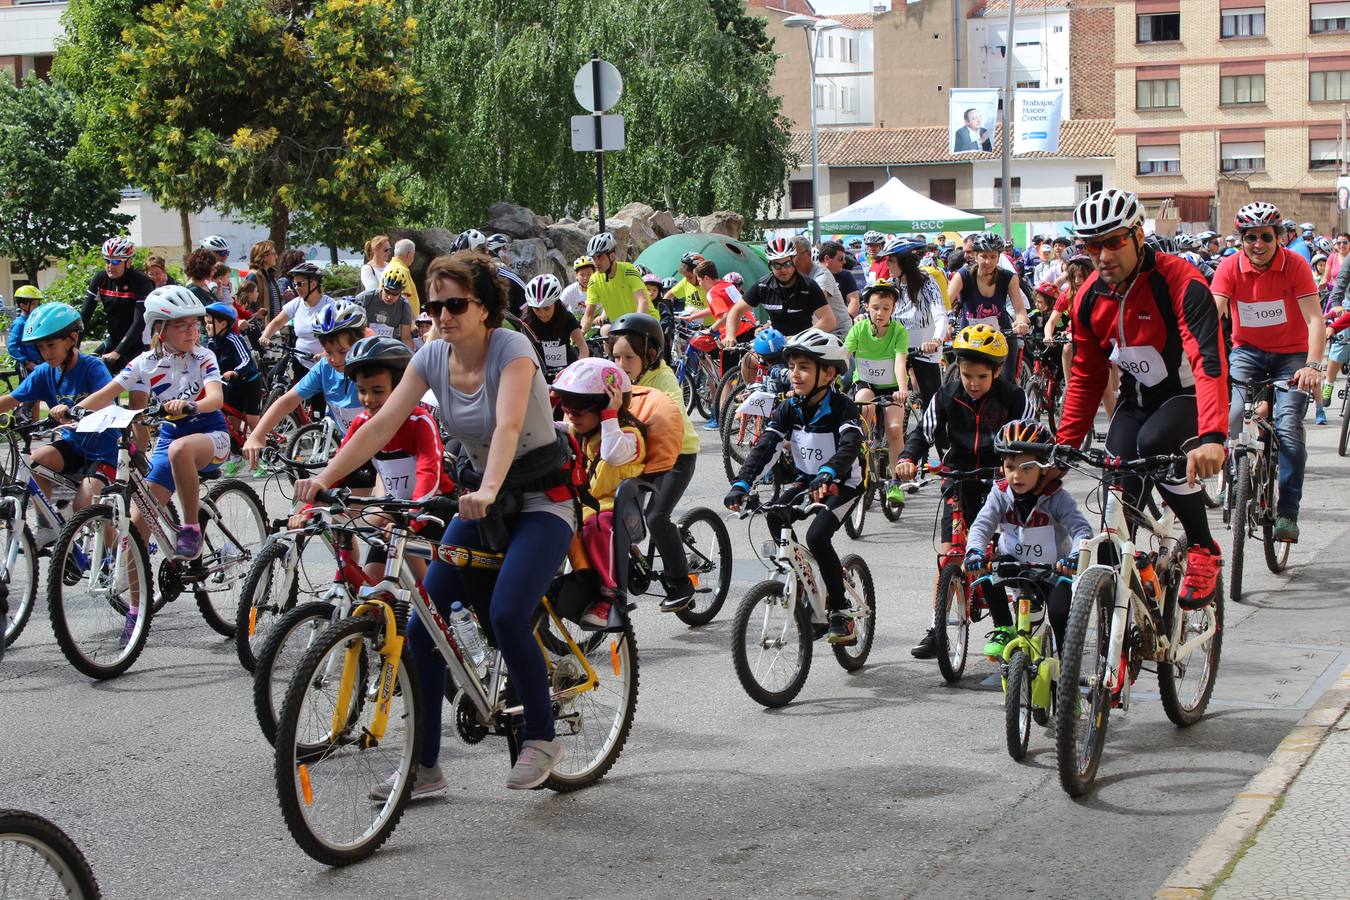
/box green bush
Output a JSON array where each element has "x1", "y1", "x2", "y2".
[{"x1": 323, "y1": 263, "x2": 362, "y2": 296}]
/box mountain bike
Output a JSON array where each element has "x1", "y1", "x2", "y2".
[
  {"x1": 971, "y1": 558, "x2": 1065, "y2": 761},
  {"x1": 924, "y1": 464, "x2": 1001, "y2": 683},
  {"x1": 671, "y1": 323, "x2": 726, "y2": 418},
  {"x1": 273, "y1": 489, "x2": 638, "y2": 865},
  {"x1": 1020, "y1": 333, "x2": 1068, "y2": 432},
  {"x1": 46, "y1": 402, "x2": 269, "y2": 678},
  {"x1": 1015, "y1": 442, "x2": 1222, "y2": 797},
  {"x1": 729, "y1": 487, "x2": 876, "y2": 707},
  {"x1": 0, "y1": 808, "x2": 101, "y2": 899},
  {"x1": 717, "y1": 353, "x2": 782, "y2": 482},
  {"x1": 849, "y1": 395, "x2": 906, "y2": 538},
  {"x1": 1334, "y1": 363, "x2": 1350, "y2": 457},
  {"x1": 1224, "y1": 377, "x2": 1293, "y2": 603}
]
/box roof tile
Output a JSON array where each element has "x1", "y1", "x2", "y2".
[{"x1": 791, "y1": 118, "x2": 1114, "y2": 166}]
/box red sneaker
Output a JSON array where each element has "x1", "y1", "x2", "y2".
[{"x1": 1179, "y1": 546, "x2": 1222, "y2": 610}]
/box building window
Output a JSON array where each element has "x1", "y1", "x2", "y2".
[
  {"x1": 1054, "y1": 77, "x2": 1064, "y2": 85},
  {"x1": 1053, "y1": 24, "x2": 1065, "y2": 33},
  {"x1": 1311, "y1": 3, "x2": 1350, "y2": 33},
  {"x1": 1137, "y1": 78, "x2": 1181, "y2": 109},
  {"x1": 929, "y1": 179, "x2": 957, "y2": 205},
  {"x1": 994, "y1": 177, "x2": 1022, "y2": 207},
  {"x1": 1310, "y1": 138, "x2": 1341, "y2": 170},
  {"x1": 1015, "y1": 40, "x2": 1040, "y2": 48},
  {"x1": 1137, "y1": 12, "x2": 1181, "y2": 43},
  {"x1": 1311, "y1": 69, "x2": 1350, "y2": 101},
  {"x1": 1075, "y1": 175, "x2": 1104, "y2": 202},
  {"x1": 789, "y1": 180, "x2": 813, "y2": 210},
  {"x1": 1220, "y1": 74, "x2": 1265, "y2": 104},
  {"x1": 1220, "y1": 140, "x2": 1266, "y2": 172},
  {"x1": 849, "y1": 181, "x2": 875, "y2": 204},
  {"x1": 1221, "y1": 7, "x2": 1265, "y2": 37},
  {"x1": 1016, "y1": 80, "x2": 1042, "y2": 89},
  {"x1": 1137, "y1": 144, "x2": 1181, "y2": 175}
]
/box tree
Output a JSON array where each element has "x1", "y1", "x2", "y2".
[
  {"x1": 0, "y1": 76, "x2": 131, "y2": 283},
  {"x1": 405, "y1": 0, "x2": 793, "y2": 228},
  {"x1": 100, "y1": 0, "x2": 435, "y2": 251}
]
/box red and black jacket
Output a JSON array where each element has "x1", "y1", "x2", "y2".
[
  {"x1": 1058, "y1": 246, "x2": 1228, "y2": 449},
  {"x1": 901, "y1": 377, "x2": 1027, "y2": 471}
]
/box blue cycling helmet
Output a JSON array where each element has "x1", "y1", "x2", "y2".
[
  {"x1": 22, "y1": 302, "x2": 83, "y2": 343},
  {"x1": 313, "y1": 300, "x2": 368, "y2": 337},
  {"x1": 753, "y1": 328, "x2": 787, "y2": 357},
  {"x1": 204, "y1": 302, "x2": 238, "y2": 322},
  {"x1": 880, "y1": 237, "x2": 926, "y2": 259}
]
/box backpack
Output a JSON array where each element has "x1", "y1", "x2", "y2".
[{"x1": 627, "y1": 385, "x2": 683, "y2": 475}]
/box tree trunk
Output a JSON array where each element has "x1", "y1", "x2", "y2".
[
  {"x1": 268, "y1": 193, "x2": 289, "y2": 253},
  {"x1": 328, "y1": 242, "x2": 338, "y2": 265},
  {"x1": 179, "y1": 209, "x2": 193, "y2": 261}
]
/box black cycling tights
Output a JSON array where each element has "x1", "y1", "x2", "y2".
[
  {"x1": 641, "y1": 453, "x2": 697, "y2": 586},
  {"x1": 908, "y1": 358, "x2": 941, "y2": 411},
  {"x1": 1105, "y1": 395, "x2": 1218, "y2": 555},
  {"x1": 771, "y1": 485, "x2": 859, "y2": 611}
]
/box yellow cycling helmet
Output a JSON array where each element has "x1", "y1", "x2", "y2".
[
  {"x1": 573, "y1": 255, "x2": 596, "y2": 272},
  {"x1": 14, "y1": 285, "x2": 44, "y2": 303},
  {"x1": 380, "y1": 268, "x2": 409, "y2": 293},
  {"x1": 953, "y1": 323, "x2": 1008, "y2": 366}
]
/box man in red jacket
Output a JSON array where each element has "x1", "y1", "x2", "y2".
[{"x1": 1059, "y1": 190, "x2": 1228, "y2": 609}]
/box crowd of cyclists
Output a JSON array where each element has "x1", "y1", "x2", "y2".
[{"x1": 1, "y1": 185, "x2": 1344, "y2": 808}]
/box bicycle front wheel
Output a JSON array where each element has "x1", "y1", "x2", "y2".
[
  {"x1": 843, "y1": 476, "x2": 867, "y2": 540},
  {"x1": 47, "y1": 505, "x2": 152, "y2": 680},
  {"x1": 1158, "y1": 545, "x2": 1224, "y2": 726},
  {"x1": 1055, "y1": 567, "x2": 1113, "y2": 797},
  {"x1": 195, "y1": 479, "x2": 268, "y2": 637},
  {"x1": 1004, "y1": 650, "x2": 1033, "y2": 761},
  {"x1": 672, "y1": 507, "x2": 733, "y2": 627},
  {"x1": 538, "y1": 615, "x2": 640, "y2": 792},
  {"x1": 274, "y1": 615, "x2": 420, "y2": 866},
  {"x1": 0, "y1": 809, "x2": 101, "y2": 900},
  {"x1": 289, "y1": 421, "x2": 337, "y2": 466},
  {"x1": 235, "y1": 538, "x2": 301, "y2": 672},
  {"x1": 253, "y1": 601, "x2": 339, "y2": 747},
  {"x1": 933, "y1": 562, "x2": 970, "y2": 684},
  {"x1": 1, "y1": 519, "x2": 38, "y2": 648},
  {"x1": 731, "y1": 579, "x2": 812, "y2": 707},
  {"x1": 1228, "y1": 453, "x2": 1251, "y2": 604},
  {"x1": 833, "y1": 554, "x2": 876, "y2": 671}
]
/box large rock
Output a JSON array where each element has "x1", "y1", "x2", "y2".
[
  {"x1": 543, "y1": 222, "x2": 596, "y2": 265},
  {"x1": 611, "y1": 201, "x2": 658, "y2": 254},
  {"x1": 699, "y1": 211, "x2": 744, "y2": 240},
  {"x1": 650, "y1": 209, "x2": 678, "y2": 239},
  {"x1": 501, "y1": 237, "x2": 552, "y2": 280},
  {"x1": 485, "y1": 202, "x2": 545, "y2": 238}
]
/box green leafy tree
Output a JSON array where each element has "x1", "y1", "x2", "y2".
[
  {"x1": 0, "y1": 76, "x2": 131, "y2": 283},
  {"x1": 96, "y1": 0, "x2": 433, "y2": 252}
]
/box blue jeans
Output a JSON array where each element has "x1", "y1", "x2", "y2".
[
  {"x1": 409, "y1": 510, "x2": 574, "y2": 766},
  {"x1": 1227, "y1": 345, "x2": 1309, "y2": 517}
]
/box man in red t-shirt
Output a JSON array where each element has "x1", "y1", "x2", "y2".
[{"x1": 1211, "y1": 201, "x2": 1326, "y2": 542}]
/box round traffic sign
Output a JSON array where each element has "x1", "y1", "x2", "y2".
[{"x1": 574, "y1": 59, "x2": 623, "y2": 113}]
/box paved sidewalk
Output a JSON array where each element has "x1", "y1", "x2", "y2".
[{"x1": 1211, "y1": 708, "x2": 1350, "y2": 899}]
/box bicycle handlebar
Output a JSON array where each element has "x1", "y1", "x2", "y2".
[{"x1": 1005, "y1": 441, "x2": 1187, "y2": 476}]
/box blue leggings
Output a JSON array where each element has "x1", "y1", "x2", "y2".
[{"x1": 409, "y1": 511, "x2": 574, "y2": 766}]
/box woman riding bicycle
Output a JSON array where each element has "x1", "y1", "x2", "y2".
[
  {"x1": 879, "y1": 238, "x2": 947, "y2": 411},
  {"x1": 947, "y1": 233, "x2": 1031, "y2": 384},
  {"x1": 259, "y1": 261, "x2": 334, "y2": 377},
  {"x1": 294, "y1": 250, "x2": 576, "y2": 794}
]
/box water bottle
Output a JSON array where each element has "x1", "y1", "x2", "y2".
[{"x1": 448, "y1": 602, "x2": 487, "y2": 674}]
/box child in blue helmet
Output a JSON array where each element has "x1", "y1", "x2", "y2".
[
  {"x1": 0, "y1": 303, "x2": 118, "y2": 548},
  {"x1": 204, "y1": 302, "x2": 262, "y2": 475}
]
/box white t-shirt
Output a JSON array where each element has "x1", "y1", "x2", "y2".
[
  {"x1": 282, "y1": 294, "x2": 335, "y2": 360},
  {"x1": 560, "y1": 282, "x2": 587, "y2": 317},
  {"x1": 360, "y1": 263, "x2": 385, "y2": 293}
]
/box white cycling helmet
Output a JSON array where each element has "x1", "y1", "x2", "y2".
[
  {"x1": 143, "y1": 285, "x2": 207, "y2": 344},
  {"x1": 486, "y1": 233, "x2": 510, "y2": 255},
  {"x1": 199, "y1": 235, "x2": 230, "y2": 256},
  {"x1": 101, "y1": 236, "x2": 135, "y2": 261},
  {"x1": 1234, "y1": 201, "x2": 1281, "y2": 232},
  {"x1": 1072, "y1": 189, "x2": 1144, "y2": 239},
  {"x1": 783, "y1": 327, "x2": 849, "y2": 372},
  {"x1": 587, "y1": 232, "x2": 618, "y2": 256},
  {"x1": 457, "y1": 229, "x2": 487, "y2": 251},
  {"x1": 862, "y1": 230, "x2": 885, "y2": 245},
  {"x1": 525, "y1": 274, "x2": 563, "y2": 308}
]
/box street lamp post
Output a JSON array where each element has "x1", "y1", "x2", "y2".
[{"x1": 784, "y1": 15, "x2": 841, "y2": 245}]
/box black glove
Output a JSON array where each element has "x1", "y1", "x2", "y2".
[
  {"x1": 723, "y1": 486, "x2": 747, "y2": 510},
  {"x1": 419, "y1": 495, "x2": 459, "y2": 522},
  {"x1": 808, "y1": 471, "x2": 835, "y2": 492},
  {"x1": 1055, "y1": 556, "x2": 1077, "y2": 576},
  {"x1": 963, "y1": 552, "x2": 988, "y2": 576}
]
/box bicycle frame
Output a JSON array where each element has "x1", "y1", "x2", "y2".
[{"x1": 755, "y1": 501, "x2": 870, "y2": 628}]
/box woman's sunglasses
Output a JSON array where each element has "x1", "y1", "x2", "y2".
[
  {"x1": 1083, "y1": 233, "x2": 1132, "y2": 254},
  {"x1": 424, "y1": 297, "x2": 480, "y2": 317}
]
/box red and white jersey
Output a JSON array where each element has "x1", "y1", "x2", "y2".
[{"x1": 343, "y1": 406, "x2": 454, "y2": 502}]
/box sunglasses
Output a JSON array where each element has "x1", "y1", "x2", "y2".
[
  {"x1": 769, "y1": 260, "x2": 795, "y2": 270},
  {"x1": 424, "y1": 297, "x2": 480, "y2": 317},
  {"x1": 1242, "y1": 232, "x2": 1277, "y2": 244},
  {"x1": 1083, "y1": 233, "x2": 1133, "y2": 254},
  {"x1": 103, "y1": 257, "x2": 126, "y2": 265},
  {"x1": 382, "y1": 287, "x2": 403, "y2": 296}
]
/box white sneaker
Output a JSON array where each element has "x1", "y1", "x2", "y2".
[
  {"x1": 368, "y1": 763, "x2": 445, "y2": 802},
  {"x1": 32, "y1": 525, "x2": 58, "y2": 549},
  {"x1": 506, "y1": 739, "x2": 565, "y2": 790}
]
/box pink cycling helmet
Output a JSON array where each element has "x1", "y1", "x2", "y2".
[{"x1": 551, "y1": 357, "x2": 631, "y2": 409}]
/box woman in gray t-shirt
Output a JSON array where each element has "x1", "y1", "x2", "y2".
[{"x1": 295, "y1": 251, "x2": 575, "y2": 791}]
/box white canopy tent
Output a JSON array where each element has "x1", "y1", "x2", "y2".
[{"x1": 820, "y1": 177, "x2": 986, "y2": 234}]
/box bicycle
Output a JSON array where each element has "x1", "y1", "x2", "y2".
[
  {"x1": 717, "y1": 350, "x2": 781, "y2": 483},
  {"x1": 616, "y1": 480, "x2": 733, "y2": 627},
  {"x1": 45, "y1": 402, "x2": 269, "y2": 678},
  {"x1": 1335, "y1": 363, "x2": 1350, "y2": 457},
  {"x1": 971, "y1": 558, "x2": 1065, "y2": 761},
  {"x1": 1223, "y1": 377, "x2": 1294, "y2": 603},
  {"x1": 924, "y1": 464, "x2": 1001, "y2": 684},
  {"x1": 1020, "y1": 333, "x2": 1069, "y2": 433},
  {"x1": 848, "y1": 395, "x2": 906, "y2": 538},
  {"x1": 1017, "y1": 442, "x2": 1223, "y2": 797},
  {"x1": 0, "y1": 808, "x2": 101, "y2": 899},
  {"x1": 729, "y1": 487, "x2": 876, "y2": 707},
  {"x1": 670, "y1": 322, "x2": 727, "y2": 418},
  {"x1": 272, "y1": 489, "x2": 639, "y2": 865}
]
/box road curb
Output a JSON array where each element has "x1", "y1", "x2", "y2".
[{"x1": 1155, "y1": 662, "x2": 1350, "y2": 899}]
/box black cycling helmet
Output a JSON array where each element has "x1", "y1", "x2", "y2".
[
  {"x1": 287, "y1": 261, "x2": 325, "y2": 281},
  {"x1": 609, "y1": 312, "x2": 665, "y2": 356},
  {"x1": 344, "y1": 336, "x2": 413, "y2": 385}
]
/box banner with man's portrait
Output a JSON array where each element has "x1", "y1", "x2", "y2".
[{"x1": 949, "y1": 89, "x2": 999, "y2": 155}]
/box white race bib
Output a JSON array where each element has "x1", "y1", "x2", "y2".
[
  {"x1": 1110, "y1": 342, "x2": 1167, "y2": 388},
  {"x1": 735, "y1": 389, "x2": 775, "y2": 418},
  {"x1": 542, "y1": 342, "x2": 568, "y2": 369},
  {"x1": 790, "y1": 430, "x2": 836, "y2": 473},
  {"x1": 970, "y1": 315, "x2": 1001, "y2": 328},
  {"x1": 370, "y1": 322, "x2": 395, "y2": 338},
  {"x1": 374, "y1": 454, "x2": 419, "y2": 500},
  {"x1": 329, "y1": 403, "x2": 361, "y2": 430},
  {"x1": 1235, "y1": 299, "x2": 1289, "y2": 329},
  {"x1": 1004, "y1": 524, "x2": 1056, "y2": 564},
  {"x1": 856, "y1": 357, "x2": 896, "y2": 385}
]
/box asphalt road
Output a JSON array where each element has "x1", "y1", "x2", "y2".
[{"x1": 3, "y1": 412, "x2": 1347, "y2": 899}]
